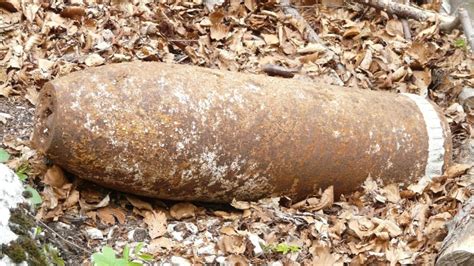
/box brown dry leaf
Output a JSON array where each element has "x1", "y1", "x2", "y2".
[
  {"x1": 126, "y1": 195, "x2": 153, "y2": 211},
  {"x1": 291, "y1": 186, "x2": 334, "y2": 211},
  {"x1": 424, "y1": 212, "x2": 451, "y2": 236},
  {"x1": 209, "y1": 11, "x2": 228, "y2": 40},
  {"x1": 25, "y1": 87, "x2": 39, "y2": 106},
  {"x1": 231, "y1": 199, "x2": 251, "y2": 210},
  {"x1": 217, "y1": 235, "x2": 246, "y2": 254},
  {"x1": 244, "y1": 0, "x2": 256, "y2": 11},
  {"x1": 149, "y1": 237, "x2": 175, "y2": 254},
  {"x1": 311, "y1": 245, "x2": 342, "y2": 266},
  {"x1": 382, "y1": 184, "x2": 401, "y2": 204},
  {"x1": 343, "y1": 26, "x2": 360, "y2": 39},
  {"x1": 63, "y1": 189, "x2": 80, "y2": 208},
  {"x1": 144, "y1": 210, "x2": 167, "y2": 239},
  {"x1": 80, "y1": 194, "x2": 110, "y2": 212},
  {"x1": 412, "y1": 70, "x2": 431, "y2": 96},
  {"x1": 261, "y1": 33, "x2": 279, "y2": 45},
  {"x1": 220, "y1": 226, "x2": 238, "y2": 235},
  {"x1": 297, "y1": 43, "x2": 327, "y2": 54},
  {"x1": 227, "y1": 255, "x2": 249, "y2": 265},
  {"x1": 97, "y1": 207, "x2": 116, "y2": 225},
  {"x1": 85, "y1": 54, "x2": 105, "y2": 67},
  {"x1": 61, "y1": 6, "x2": 86, "y2": 20},
  {"x1": 445, "y1": 164, "x2": 472, "y2": 178},
  {"x1": 43, "y1": 165, "x2": 68, "y2": 188},
  {"x1": 170, "y1": 202, "x2": 197, "y2": 220},
  {"x1": 385, "y1": 19, "x2": 404, "y2": 37},
  {"x1": 348, "y1": 217, "x2": 375, "y2": 238}
]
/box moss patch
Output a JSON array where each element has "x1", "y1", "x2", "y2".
[{"x1": 0, "y1": 207, "x2": 48, "y2": 265}]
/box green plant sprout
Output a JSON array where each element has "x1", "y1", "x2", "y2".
[
  {"x1": 454, "y1": 38, "x2": 467, "y2": 49},
  {"x1": 0, "y1": 148, "x2": 10, "y2": 163},
  {"x1": 262, "y1": 243, "x2": 301, "y2": 255},
  {"x1": 91, "y1": 243, "x2": 153, "y2": 266},
  {"x1": 16, "y1": 162, "x2": 30, "y2": 182}
]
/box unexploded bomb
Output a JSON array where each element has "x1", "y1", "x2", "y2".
[{"x1": 32, "y1": 62, "x2": 452, "y2": 202}]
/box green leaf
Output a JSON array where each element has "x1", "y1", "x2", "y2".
[
  {"x1": 92, "y1": 247, "x2": 117, "y2": 266},
  {"x1": 126, "y1": 262, "x2": 143, "y2": 266},
  {"x1": 25, "y1": 185, "x2": 42, "y2": 205},
  {"x1": 454, "y1": 38, "x2": 467, "y2": 48},
  {"x1": 137, "y1": 253, "x2": 153, "y2": 261},
  {"x1": 0, "y1": 148, "x2": 10, "y2": 163},
  {"x1": 122, "y1": 245, "x2": 130, "y2": 261},
  {"x1": 133, "y1": 242, "x2": 144, "y2": 255},
  {"x1": 17, "y1": 172, "x2": 28, "y2": 182}
]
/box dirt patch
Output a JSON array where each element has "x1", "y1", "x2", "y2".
[{"x1": 0, "y1": 96, "x2": 34, "y2": 143}]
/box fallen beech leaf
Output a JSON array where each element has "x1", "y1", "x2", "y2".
[
  {"x1": 231, "y1": 199, "x2": 251, "y2": 210},
  {"x1": 61, "y1": 6, "x2": 86, "y2": 20},
  {"x1": 80, "y1": 194, "x2": 110, "y2": 212},
  {"x1": 220, "y1": 226, "x2": 237, "y2": 235},
  {"x1": 382, "y1": 184, "x2": 401, "y2": 203},
  {"x1": 311, "y1": 245, "x2": 342, "y2": 266},
  {"x1": 445, "y1": 164, "x2": 472, "y2": 178},
  {"x1": 217, "y1": 235, "x2": 246, "y2": 254},
  {"x1": 385, "y1": 19, "x2": 404, "y2": 37},
  {"x1": 170, "y1": 202, "x2": 197, "y2": 220},
  {"x1": 126, "y1": 195, "x2": 153, "y2": 211},
  {"x1": 85, "y1": 54, "x2": 105, "y2": 67},
  {"x1": 227, "y1": 255, "x2": 249, "y2": 265},
  {"x1": 144, "y1": 210, "x2": 167, "y2": 239},
  {"x1": 244, "y1": 0, "x2": 256, "y2": 11},
  {"x1": 291, "y1": 186, "x2": 334, "y2": 211},
  {"x1": 63, "y1": 189, "x2": 80, "y2": 208},
  {"x1": 149, "y1": 237, "x2": 175, "y2": 254},
  {"x1": 43, "y1": 165, "x2": 68, "y2": 188}
]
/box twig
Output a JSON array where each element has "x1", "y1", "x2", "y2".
[
  {"x1": 401, "y1": 0, "x2": 412, "y2": 40},
  {"x1": 280, "y1": 0, "x2": 323, "y2": 44},
  {"x1": 261, "y1": 64, "x2": 299, "y2": 78},
  {"x1": 279, "y1": 0, "x2": 347, "y2": 83},
  {"x1": 458, "y1": 8, "x2": 474, "y2": 51},
  {"x1": 26, "y1": 212, "x2": 93, "y2": 255},
  {"x1": 354, "y1": 0, "x2": 459, "y2": 31}
]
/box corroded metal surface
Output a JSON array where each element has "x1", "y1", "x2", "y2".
[{"x1": 32, "y1": 62, "x2": 452, "y2": 202}]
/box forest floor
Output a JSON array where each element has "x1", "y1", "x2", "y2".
[{"x1": 0, "y1": 0, "x2": 473, "y2": 265}]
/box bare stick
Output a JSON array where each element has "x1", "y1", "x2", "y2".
[
  {"x1": 459, "y1": 8, "x2": 474, "y2": 51},
  {"x1": 436, "y1": 196, "x2": 474, "y2": 265},
  {"x1": 280, "y1": 0, "x2": 322, "y2": 44},
  {"x1": 354, "y1": 0, "x2": 459, "y2": 31},
  {"x1": 27, "y1": 212, "x2": 93, "y2": 255},
  {"x1": 401, "y1": 0, "x2": 411, "y2": 40},
  {"x1": 261, "y1": 64, "x2": 299, "y2": 78}
]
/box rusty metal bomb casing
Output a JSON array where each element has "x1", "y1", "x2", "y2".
[{"x1": 32, "y1": 62, "x2": 452, "y2": 202}]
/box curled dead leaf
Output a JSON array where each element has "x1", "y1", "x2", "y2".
[
  {"x1": 144, "y1": 210, "x2": 167, "y2": 239},
  {"x1": 445, "y1": 164, "x2": 472, "y2": 179},
  {"x1": 43, "y1": 165, "x2": 68, "y2": 188},
  {"x1": 170, "y1": 202, "x2": 197, "y2": 220},
  {"x1": 218, "y1": 235, "x2": 246, "y2": 254}
]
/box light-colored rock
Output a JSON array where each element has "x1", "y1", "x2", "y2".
[{"x1": 0, "y1": 163, "x2": 24, "y2": 245}]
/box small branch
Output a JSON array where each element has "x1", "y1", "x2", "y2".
[
  {"x1": 459, "y1": 8, "x2": 474, "y2": 51},
  {"x1": 27, "y1": 212, "x2": 93, "y2": 255},
  {"x1": 261, "y1": 64, "x2": 299, "y2": 78},
  {"x1": 280, "y1": 0, "x2": 322, "y2": 44},
  {"x1": 401, "y1": 0, "x2": 412, "y2": 40},
  {"x1": 355, "y1": 0, "x2": 459, "y2": 31}
]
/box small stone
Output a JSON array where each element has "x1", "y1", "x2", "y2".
[
  {"x1": 133, "y1": 228, "x2": 147, "y2": 242},
  {"x1": 85, "y1": 227, "x2": 103, "y2": 240},
  {"x1": 170, "y1": 256, "x2": 191, "y2": 266}
]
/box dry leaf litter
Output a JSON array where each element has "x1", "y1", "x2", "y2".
[{"x1": 0, "y1": 0, "x2": 473, "y2": 265}]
